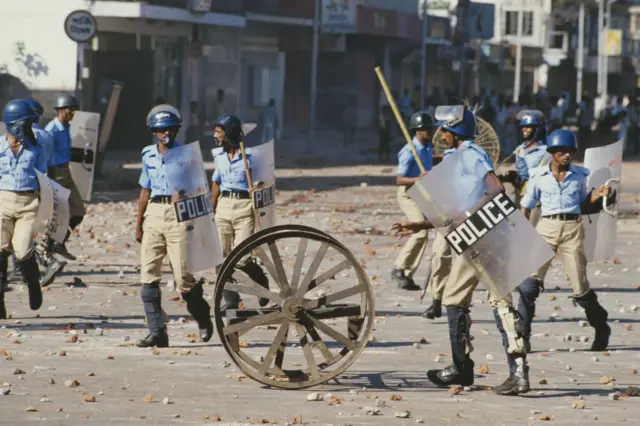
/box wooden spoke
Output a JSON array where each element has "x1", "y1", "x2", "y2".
[
  {"x1": 224, "y1": 281, "x2": 284, "y2": 304},
  {"x1": 304, "y1": 312, "x2": 356, "y2": 350},
  {"x1": 303, "y1": 285, "x2": 366, "y2": 310},
  {"x1": 289, "y1": 238, "x2": 308, "y2": 294},
  {"x1": 302, "y1": 260, "x2": 352, "y2": 295},
  {"x1": 297, "y1": 243, "x2": 329, "y2": 297},
  {"x1": 305, "y1": 325, "x2": 334, "y2": 363},
  {"x1": 258, "y1": 320, "x2": 291, "y2": 377},
  {"x1": 295, "y1": 324, "x2": 320, "y2": 380},
  {"x1": 268, "y1": 242, "x2": 292, "y2": 296},
  {"x1": 223, "y1": 311, "x2": 285, "y2": 336}
]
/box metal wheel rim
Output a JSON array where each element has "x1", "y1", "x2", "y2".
[
  {"x1": 433, "y1": 117, "x2": 501, "y2": 165},
  {"x1": 214, "y1": 226, "x2": 375, "y2": 389}
]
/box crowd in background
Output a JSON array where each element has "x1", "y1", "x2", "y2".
[{"x1": 372, "y1": 85, "x2": 640, "y2": 162}]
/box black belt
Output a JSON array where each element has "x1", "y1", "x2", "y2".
[
  {"x1": 150, "y1": 195, "x2": 172, "y2": 204},
  {"x1": 221, "y1": 190, "x2": 250, "y2": 200},
  {"x1": 542, "y1": 213, "x2": 580, "y2": 221},
  {"x1": 14, "y1": 190, "x2": 38, "y2": 194}
]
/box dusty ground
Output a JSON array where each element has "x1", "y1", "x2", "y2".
[{"x1": 1, "y1": 131, "x2": 639, "y2": 426}]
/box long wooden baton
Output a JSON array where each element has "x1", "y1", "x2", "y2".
[
  {"x1": 239, "y1": 141, "x2": 262, "y2": 231},
  {"x1": 374, "y1": 66, "x2": 426, "y2": 174}
]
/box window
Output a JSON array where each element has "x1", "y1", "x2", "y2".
[{"x1": 505, "y1": 11, "x2": 534, "y2": 36}]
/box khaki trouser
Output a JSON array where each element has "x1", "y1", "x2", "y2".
[
  {"x1": 140, "y1": 202, "x2": 195, "y2": 293},
  {"x1": 0, "y1": 191, "x2": 39, "y2": 259},
  {"x1": 216, "y1": 197, "x2": 254, "y2": 265},
  {"x1": 429, "y1": 232, "x2": 451, "y2": 300},
  {"x1": 532, "y1": 217, "x2": 590, "y2": 297},
  {"x1": 442, "y1": 252, "x2": 524, "y2": 355},
  {"x1": 395, "y1": 186, "x2": 429, "y2": 277},
  {"x1": 53, "y1": 164, "x2": 85, "y2": 218},
  {"x1": 442, "y1": 252, "x2": 515, "y2": 309}
]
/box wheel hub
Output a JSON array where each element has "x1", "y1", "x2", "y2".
[{"x1": 281, "y1": 296, "x2": 304, "y2": 321}]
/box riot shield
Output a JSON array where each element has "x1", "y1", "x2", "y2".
[
  {"x1": 35, "y1": 171, "x2": 71, "y2": 243},
  {"x1": 0, "y1": 121, "x2": 6, "y2": 136},
  {"x1": 164, "y1": 142, "x2": 223, "y2": 273},
  {"x1": 69, "y1": 111, "x2": 100, "y2": 202},
  {"x1": 582, "y1": 139, "x2": 623, "y2": 262},
  {"x1": 408, "y1": 146, "x2": 555, "y2": 299},
  {"x1": 250, "y1": 139, "x2": 276, "y2": 229}
]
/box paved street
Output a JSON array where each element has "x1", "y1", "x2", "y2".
[{"x1": 1, "y1": 134, "x2": 640, "y2": 426}]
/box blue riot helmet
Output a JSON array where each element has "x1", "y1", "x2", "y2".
[
  {"x1": 24, "y1": 99, "x2": 44, "y2": 117},
  {"x1": 546, "y1": 129, "x2": 577, "y2": 153},
  {"x1": 146, "y1": 104, "x2": 182, "y2": 144},
  {"x1": 435, "y1": 105, "x2": 476, "y2": 140},
  {"x1": 517, "y1": 109, "x2": 547, "y2": 144},
  {"x1": 2, "y1": 99, "x2": 38, "y2": 142}
]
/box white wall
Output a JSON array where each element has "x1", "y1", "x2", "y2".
[{"x1": 0, "y1": 0, "x2": 89, "y2": 92}]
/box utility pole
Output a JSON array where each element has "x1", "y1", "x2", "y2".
[
  {"x1": 419, "y1": 0, "x2": 428, "y2": 110},
  {"x1": 597, "y1": 0, "x2": 604, "y2": 94},
  {"x1": 513, "y1": 9, "x2": 523, "y2": 104},
  {"x1": 603, "y1": 0, "x2": 618, "y2": 101},
  {"x1": 577, "y1": 2, "x2": 585, "y2": 104},
  {"x1": 308, "y1": 0, "x2": 320, "y2": 153}
]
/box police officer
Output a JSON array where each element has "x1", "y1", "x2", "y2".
[
  {"x1": 519, "y1": 129, "x2": 611, "y2": 352},
  {"x1": 23, "y1": 99, "x2": 67, "y2": 286},
  {"x1": 44, "y1": 94, "x2": 85, "y2": 261},
  {"x1": 498, "y1": 110, "x2": 551, "y2": 351},
  {"x1": 392, "y1": 106, "x2": 531, "y2": 396},
  {"x1": 211, "y1": 114, "x2": 269, "y2": 310},
  {"x1": 391, "y1": 111, "x2": 434, "y2": 291},
  {"x1": 0, "y1": 100, "x2": 49, "y2": 319},
  {"x1": 135, "y1": 105, "x2": 213, "y2": 347}
]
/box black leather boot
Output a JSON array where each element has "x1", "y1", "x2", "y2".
[
  {"x1": 574, "y1": 290, "x2": 610, "y2": 351},
  {"x1": 17, "y1": 254, "x2": 42, "y2": 310},
  {"x1": 516, "y1": 278, "x2": 542, "y2": 353},
  {"x1": 39, "y1": 243, "x2": 66, "y2": 288},
  {"x1": 238, "y1": 260, "x2": 270, "y2": 307},
  {"x1": 422, "y1": 299, "x2": 442, "y2": 319},
  {"x1": 391, "y1": 268, "x2": 421, "y2": 291},
  {"x1": 0, "y1": 252, "x2": 8, "y2": 319},
  {"x1": 220, "y1": 289, "x2": 241, "y2": 311},
  {"x1": 182, "y1": 280, "x2": 214, "y2": 342},
  {"x1": 427, "y1": 307, "x2": 475, "y2": 386},
  {"x1": 136, "y1": 283, "x2": 169, "y2": 348},
  {"x1": 493, "y1": 357, "x2": 530, "y2": 396},
  {"x1": 492, "y1": 309, "x2": 530, "y2": 395}
]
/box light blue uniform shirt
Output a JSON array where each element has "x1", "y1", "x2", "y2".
[
  {"x1": 212, "y1": 148, "x2": 251, "y2": 192},
  {"x1": 139, "y1": 142, "x2": 182, "y2": 198},
  {"x1": 521, "y1": 164, "x2": 590, "y2": 216},
  {"x1": 397, "y1": 138, "x2": 433, "y2": 176},
  {"x1": 0, "y1": 135, "x2": 48, "y2": 191},
  {"x1": 32, "y1": 123, "x2": 55, "y2": 168},
  {"x1": 441, "y1": 140, "x2": 495, "y2": 213},
  {"x1": 515, "y1": 143, "x2": 550, "y2": 181},
  {"x1": 44, "y1": 117, "x2": 72, "y2": 166}
]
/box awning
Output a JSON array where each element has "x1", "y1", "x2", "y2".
[{"x1": 89, "y1": 1, "x2": 246, "y2": 27}]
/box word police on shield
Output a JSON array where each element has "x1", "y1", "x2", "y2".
[
  {"x1": 445, "y1": 193, "x2": 517, "y2": 255},
  {"x1": 254, "y1": 185, "x2": 275, "y2": 210},
  {"x1": 175, "y1": 194, "x2": 214, "y2": 222}
]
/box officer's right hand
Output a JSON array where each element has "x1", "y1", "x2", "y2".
[{"x1": 136, "y1": 227, "x2": 144, "y2": 243}]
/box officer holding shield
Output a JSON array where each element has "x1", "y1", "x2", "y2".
[
  {"x1": 498, "y1": 110, "x2": 551, "y2": 350},
  {"x1": 392, "y1": 106, "x2": 531, "y2": 396},
  {"x1": 211, "y1": 114, "x2": 269, "y2": 310},
  {"x1": 0, "y1": 100, "x2": 49, "y2": 319},
  {"x1": 391, "y1": 111, "x2": 434, "y2": 291},
  {"x1": 24, "y1": 99, "x2": 68, "y2": 285},
  {"x1": 135, "y1": 105, "x2": 213, "y2": 347},
  {"x1": 44, "y1": 94, "x2": 85, "y2": 261},
  {"x1": 520, "y1": 129, "x2": 612, "y2": 352}
]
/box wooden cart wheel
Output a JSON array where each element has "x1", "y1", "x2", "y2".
[
  {"x1": 214, "y1": 225, "x2": 375, "y2": 389},
  {"x1": 433, "y1": 116, "x2": 501, "y2": 165}
]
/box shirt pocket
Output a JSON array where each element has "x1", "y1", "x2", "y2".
[
  {"x1": 538, "y1": 181, "x2": 561, "y2": 210},
  {"x1": 564, "y1": 180, "x2": 583, "y2": 208}
]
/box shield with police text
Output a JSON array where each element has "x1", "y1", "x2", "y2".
[
  {"x1": 69, "y1": 111, "x2": 100, "y2": 202},
  {"x1": 407, "y1": 146, "x2": 555, "y2": 299},
  {"x1": 164, "y1": 142, "x2": 223, "y2": 273},
  {"x1": 582, "y1": 139, "x2": 623, "y2": 262},
  {"x1": 0, "y1": 121, "x2": 6, "y2": 136},
  {"x1": 35, "y1": 171, "x2": 71, "y2": 243},
  {"x1": 250, "y1": 139, "x2": 276, "y2": 229}
]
